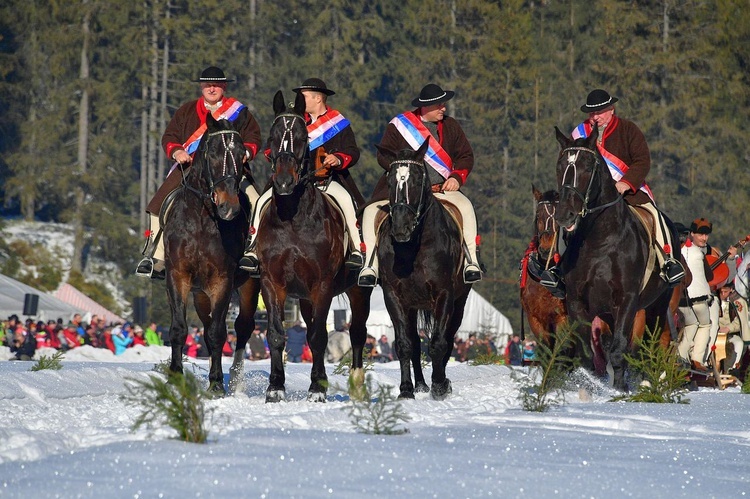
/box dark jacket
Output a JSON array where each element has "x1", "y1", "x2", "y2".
[{"x1": 368, "y1": 113, "x2": 474, "y2": 203}]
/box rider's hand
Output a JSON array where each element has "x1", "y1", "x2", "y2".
[
  {"x1": 322, "y1": 154, "x2": 341, "y2": 169},
  {"x1": 442, "y1": 177, "x2": 460, "y2": 192},
  {"x1": 172, "y1": 149, "x2": 192, "y2": 165},
  {"x1": 614, "y1": 181, "x2": 631, "y2": 195}
]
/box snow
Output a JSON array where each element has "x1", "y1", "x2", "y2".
[{"x1": 0, "y1": 347, "x2": 748, "y2": 498}]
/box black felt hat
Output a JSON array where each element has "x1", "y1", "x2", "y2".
[
  {"x1": 411, "y1": 83, "x2": 455, "y2": 108},
  {"x1": 293, "y1": 78, "x2": 335, "y2": 96},
  {"x1": 580, "y1": 89, "x2": 619, "y2": 113},
  {"x1": 192, "y1": 66, "x2": 234, "y2": 83}
]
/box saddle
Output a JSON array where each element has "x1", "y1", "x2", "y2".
[
  {"x1": 628, "y1": 205, "x2": 659, "y2": 292},
  {"x1": 373, "y1": 197, "x2": 464, "y2": 240}
]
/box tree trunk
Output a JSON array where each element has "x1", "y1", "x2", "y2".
[{"x1": 71, "y1": 2, "x2": 91, "y2": 274}]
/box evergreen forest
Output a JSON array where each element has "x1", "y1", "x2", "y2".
[{"x1": 1, "y1": 0, "x2": 748, "y2": 332}]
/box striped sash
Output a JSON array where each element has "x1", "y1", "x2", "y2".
[
  {"x1": 307, "y1": 110, "x2": 351, "y2": 150},
  {"x1": 390, "y1": 112, "x2": 453, "y2": 179}
]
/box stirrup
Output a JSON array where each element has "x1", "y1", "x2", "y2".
[
  {"x1": 135, "y1": 257, "x2": 165, "y2": 280},
  {"x1": 238, "y1": 254, "x2": 260, "y2": 276},
  {"x1": 539, "y1": 268, "x2": 565, "y2": 299},
  {"x1": 345, "y1": 251, "x2": 364, "y2": 269},
  {"x1": 662, "y1": 259, "x2": 685, "y2": 286},
  {"x1": 463, "y1": 264, "x2": 482, "y2": 284},
  {"x1": 358, "y1": 267, "x2": 377, "y2": 287}
]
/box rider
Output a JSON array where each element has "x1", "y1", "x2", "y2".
[
  {"x1": 238, "y1": 78, "x2": 366, "y2": 275},
  {"x1": 540, "y1": 88, "x2": 685, "y2": 294},
  {"x1": 357, "y1": 83, "x2": 482, "y2": 287},
  {"x1": 135, "y1": 66, "x2": 262, "y2": 279}
]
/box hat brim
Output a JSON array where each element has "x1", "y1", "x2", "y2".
[
  {"x1": 293, "y1": 86, "x2": 335, "y2": 96},
  {"x1": 580, "y1": 97, "x2": 618, "y2": 113},
  {"x1": 412, "y1": 90, "x2": 455, "y2": 108},
  {"x1": 191, "y1": 78, "x2": 234, "y2": 83}
]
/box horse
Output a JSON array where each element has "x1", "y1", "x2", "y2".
[
  {"x1": 375, "y1": 140, "x2": 472, "y2": 400},
  {"x1": 520, "y1": 185, "x2": 567, "y2": 347},
  {"x1": 258, "y1": 90, "x2": 371, "y2": 402},
  {"x1": 553, "y1": 126, "x2": 677, "y2": 391},
  {"x1": 163, "y1": 111, "x2": 261, "y2": 393}
]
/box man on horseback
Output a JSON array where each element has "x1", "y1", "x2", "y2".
[
  {"x1": 357, "y1": 83, "x2": 482, "y2": 286},
  {"x1": 541, "y1": 88, "x2": 685, "y2": 294},
  {"x1": 135, "y1": 66, "x2": 262, "y2": 279},
  {"x1": 238, "y1": 78, "x2": 366, "y2": 275}
]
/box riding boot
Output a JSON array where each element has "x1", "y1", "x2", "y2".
[
  {"x1": 238, "y1": 189, "x2": 272, "y2": 276},
  {"x1": 539, "y1": 267, "x2": 566, "y2": 299},
  {"x1": 358, "y1": 201, "x2": 386, "y2": 287},
  {"x1": 135, "y1": 213, "x2": 166, "y2": 280},
  {"x1": 644, "y1": 202, "x2": 686, "y2": 287}
]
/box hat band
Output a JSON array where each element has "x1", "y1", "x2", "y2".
[
  {"x1": 200, "y1": 77, "x2": 227, "y2": 81},
  {"x1": 418, "y1": 92, "x2": 448, "y2": 104},
  {"x1": 584, "y1": 97, "x2": 613, "y2": 109}
]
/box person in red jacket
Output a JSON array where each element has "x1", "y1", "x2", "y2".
[{"x1": 358, "y1": 83, "x2": 481, "y2": 286}]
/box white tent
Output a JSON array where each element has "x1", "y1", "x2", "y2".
[
  {"x1": 0, "y1": 273, "x2": 81, "y2": 323},
  {"x1": 327, "y1": 288, "x2": 513, "y2": 345}
]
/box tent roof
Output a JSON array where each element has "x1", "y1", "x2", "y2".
[
  {"x1": 0, "y1": 273, "x2": 81, "y2": 323},
  {"x1": 53, "y1": 283, "x2": 126, "y2": 325}
]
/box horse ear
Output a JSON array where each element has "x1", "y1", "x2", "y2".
[
  {"x1": 532, "y1": 184, "x2": 542, "y2": 201},
  {"x1": 206, "y1": 112, "x2": 219, "y2": 131},
  {"x1": 375, "y1": 144, "x2": 397, "y2": 170},
  {"x1": 415, "y1": 139, "x2": 430, "y2": 160},
  {"x1": 273, "y1": 90, "x2": 285, "y2": 115},
  {"x1": 554, "y1": 126, "x2": 572, "y2": 149},
  {"x1": 293, "y1": 91, "x2": 305, "y2": 116},
  {"x1": 586, "y1": 124, "x2": 599, "y2": 146}
]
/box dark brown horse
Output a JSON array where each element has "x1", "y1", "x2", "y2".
[
  {"x1": 163, "y1": 112, "x2": 261, "y2": 393},
  {"x1": 258, "y1": 90, "x2": 371, "y2": 402},
  {"x1": 376, "y1": 140, "x2": 472, "y2": 400},
  {"x1": 553, "y1": 126, "x2": 677, "y2": 391}
]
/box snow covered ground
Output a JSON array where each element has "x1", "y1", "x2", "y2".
[{"x1": 0, "y1": 346, "x2": 748, "y2": 498}]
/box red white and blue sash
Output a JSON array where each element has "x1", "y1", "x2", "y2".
[
  {"x1": 307, "y1": 109, "x2": 351, "y2": 150},
  {"x1": 390, "y1": 112, "x2": 453, "y2": 179},
  {"x1": 572, "y1": 121, "x2": 654, "y2": 201},
  {"x1": 183, "y1": 98, "x2": 246, "y2": 155}
]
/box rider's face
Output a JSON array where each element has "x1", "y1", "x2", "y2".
[
  {"x1": 588, "y1": 106, "x2": 615, "y2": 128},
  {"x1": 420, "y1": 102, "x2": 446, "y2": 123},
  {"x1": 201, "y1": 82, "x2": 226, "y2": 105},
  {"x1": 691, "y1": 232, "x2": 709, "y2": 248}
]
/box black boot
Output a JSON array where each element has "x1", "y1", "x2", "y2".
[
  {"x1": 135, "y1": 258, "x2": 165, "y2": 280},
  {"x1": 345, "y1": 250, "x2": 364, "y2": 269},
  {"x1": 238, "y1": 254, "x2": 260, "y2": 277},
  {"x1": 539, "y1": 266, "x2": 566, "y2": 299}
]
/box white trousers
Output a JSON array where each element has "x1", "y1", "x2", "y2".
[{"x1": 678, "y1": 300, "x2": 712, "y2": 364}]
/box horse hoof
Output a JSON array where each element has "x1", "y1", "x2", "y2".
[
  {"x1": 265, "y1": 388, "x2": 286, "y2": 403},
  {"x1": 398, "y1": 391, "x2": 415, "y2": 400},
  {"x1": 207, "y1": 382, "x2": 227, "y2": 398},
  {"x1": 414, "y1": 381, "x2": 430, "y2": 394},
  {"x1": 430, "y1": 379, "x2": 452, "y2": 401},
  {"x1": 307, "y1": 391, "x2": 327, "y2": 403}
]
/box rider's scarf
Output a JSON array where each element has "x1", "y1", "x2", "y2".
[
  {"x1": 390, "y1": 112, "x2": 453, "y2": 179},
  {"x1": 307, "y1": 109, "x2": 351, "y2": 151},
  {"x1": 572, "y1": 118, "x2": 654, "y2": 202},
  {"x1": 182, "y1": 98, "x2": 246, "y2": 155}
]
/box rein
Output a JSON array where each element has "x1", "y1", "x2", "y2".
[
  {"x1": 269, "y1": 112, "x2": 326, "y2": 186},
  {"x1": 390, "y1": 160, "x2": 431, "y2": 234},
  {"x1": 559, "y1": 145, "x2": 622, "y2": 219},
  {"x1": 535, "y1": 200, "x2": 559, "y2": 270}
]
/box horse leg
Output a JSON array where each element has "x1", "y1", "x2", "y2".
[
  {"x1": 411, "y1": 328, "x2": 429, "y2": 394},
  {"x1": 345, "y1": 286, "x2": 371, "y2": 401},
  {"x1": 386, "y1": 294, "x2": 416, "y2": 399},
  {"x1": 229, "y1": 277, "x2": 260, "y2": 394},
  {"x1": 610, "y1": 303, "x2": 640, "y2": 392},
  {"x1": 263, "y1": 282, "x2": 288, "y2": 403},
  {"x1": 430, "y1": 291, "x2": 469, "y2": 400},
  {"x1": 305, "y1": 295, "x2": 334, "y2": 402},
  {"x1": 167, "y1": 275, "x2": 191, "y2": 376},
  {"x1": 196, "y1": 290, "x2": 230, "y2": 396}
]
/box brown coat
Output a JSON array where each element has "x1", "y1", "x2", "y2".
[
  {"x1": 148, "y1": 99, "x2": 262, "y2": 214},
  {"x1": 368, "y1": 113, "x2": 474, "y2": 203},
  {"x1": 595, "y1": 115, "x2": 652, "y2": 206}
]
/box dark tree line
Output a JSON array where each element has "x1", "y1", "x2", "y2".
[{"x1": 1, "y1": 0, "x2": 748, "y2": 330}]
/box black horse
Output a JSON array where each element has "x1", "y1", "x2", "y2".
[
  {"x1": 163, "y1": 112, "x2": 260, "y2": 393},
  {"x1": 258, "y1": 90, "x2": 371, "y2": 402},
  {"x1": 376, "y1": 140, "x2": 472, "y2": 400},
  {"x1": 553, "y1": 126, "x2": 674, "y2": 391}
]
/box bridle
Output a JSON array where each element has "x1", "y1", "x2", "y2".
[
  {"x1": 269, "y1": 112, "x2": 323, "y2": 184},
  {"x1": 559, "y1": 145, "x2": 621, "y2": 219},
  {"x1": 182, "y1": 128, "x2": 243, "y2": 206},
  {"x1": 535, "y1": 199, "x2": 559, "y2": 267},
  {"x1": 389, "y1": 160, "x2": 429, "y2": 234}
]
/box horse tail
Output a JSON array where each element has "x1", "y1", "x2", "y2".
[{"x1": 419, "y1": 310, "x2": 435, "y2": 340}]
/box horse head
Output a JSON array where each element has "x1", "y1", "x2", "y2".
[
  {"x1": 553, "y1": 125, "x2": 606, "y2": 232},
  {"x1": 201, "y1": 112, "x2": 247, "y2": 220},
  {"x1": 268, "y1": 90, "x2": 307, "y2": 196},
  {"x1": 532, "y1": 184, "x2": 560, "y2": 259},
  {"x1": 378, "y1": 140, "x2": 432, "y2": 243}
]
